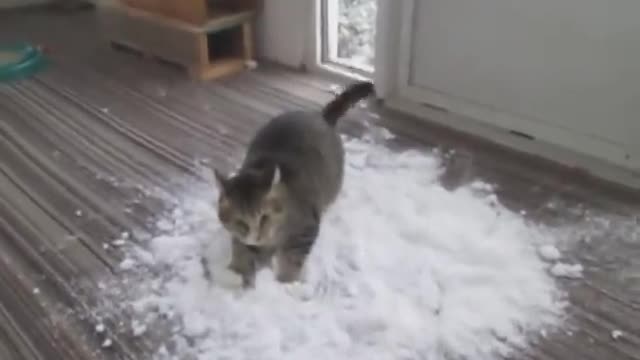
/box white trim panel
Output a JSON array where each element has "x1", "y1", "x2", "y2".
[{"x1": 395, "y1": 0, "x2": 639, "y2": 173}]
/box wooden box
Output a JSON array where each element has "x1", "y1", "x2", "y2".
[
  {"x1": 99, "y1": 1, "x2": 255, "y2": 80},
  {"x1": 121, "y1": 0, "x2": 260, "y2": 25}
]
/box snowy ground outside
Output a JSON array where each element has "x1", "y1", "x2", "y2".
[
  {"x1": 334, "y1": 0, "x2": 377, "y2": 70},
  {"x1": 88, "y1": 127, "x2": 592, "y2": 360}
]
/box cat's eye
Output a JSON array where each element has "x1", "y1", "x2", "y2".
[
  {"x1": 234, "y1": 220, "x2": 249, "y2": 236},
  {"x1": 217, "y1": 209, "x2": 230, "y2": 223},
  {"x1": 269, "y1": 200, "x2": 283, "y2": 213}
]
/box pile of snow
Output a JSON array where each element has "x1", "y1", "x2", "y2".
[
  {"x1": 108, "y1": 135, "x2": 572, "y2": 360},
  {"x1": 537, "y1": 244, "x2": 584, "y2": 279}
]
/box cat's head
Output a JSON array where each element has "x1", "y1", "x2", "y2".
[{"x1": 214, "y1": 166, "x2": 287, "y2": 246}]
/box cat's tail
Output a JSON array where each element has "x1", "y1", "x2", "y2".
[{"x1": 322, "y1": 81, "x2": 375, "y2": 126}]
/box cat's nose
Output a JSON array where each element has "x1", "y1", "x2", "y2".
[{"x1": 245, "y1": 233, "x2": 260, "y2": 246}]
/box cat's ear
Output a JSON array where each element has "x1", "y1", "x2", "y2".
[
  {"x1": 270, "y1": 166, "x2": 281, "y2": 188},
  {"x1": 213, "y1": 168, "x2": 228, "y2": 190}
]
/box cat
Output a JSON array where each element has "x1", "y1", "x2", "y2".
[{"x1": 213, "y1": 80, "x2": 375, "y2": 288}]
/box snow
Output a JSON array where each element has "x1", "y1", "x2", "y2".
[
  {"x1": 119, "y1": 258, "x2": 135, "y2": 270},
  {"x1": 101, "y1": 338, "x2": 113, "y2": 348},
  {"x1": 336, "y1": 0, "x2": 377, "y2": 69},
  {"x1": 112, "y1": 239, "x2": 127, "y2": 247},
  {"x1": 611, "y1": 330, "x2": 624, "y2": 340},
  {"x1": 101, "y1": 135, "x2": 571, "y2": 359},
  {"x1": 550, "y1": 263, "x2": 583, "y2": 279},
  {"x1": 111, "y1": 231, "x2": 131, "y2": 247},
  {"x1": 95, "y1": 323, "x2": 106, "y2": 333},
  {"x1": 538, "y1": 245, "x2": 562, "y2": 262},
  {"x1": 131, "y1": 320, "x2": 147, "y2": 337},
  {"x1": 470, "y1": 181, "x2": 494, "y2": 193}
]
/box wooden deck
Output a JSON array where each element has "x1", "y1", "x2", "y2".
[{"x1": 1, "y1": 6, "x2": 639, "y2": 360}]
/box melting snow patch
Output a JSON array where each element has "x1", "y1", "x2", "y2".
[
  {"x1": 329, "y1": 84, "x2": 344, "y2": 94},
  {"x1": 95, "y1": 323, "x2": 106, "y2": 333},
  {"x1": 131, "y1": 320, "x2": 147, "y2": 337},
  {"x1": 538, "y1": 245, "x2": 562, "y2": 262},
  {"x1": 112, "y1": 239, "x2": 127, "y2": 247},
  {"x1": 119, "y1": 258, "x2": 135, "y2": 271},
  {"x1": 611, "y1": 330, "x2": 624, "y2": 340},
  {"x1": 550, "y1": 263, "x2": 583, "y2": 279},
  {"x1": 470, "y1": 181, "x2": 494, "y2": 193},
  {"x1": 104, "y1": 136, "x2": 569, "y2": 360}
]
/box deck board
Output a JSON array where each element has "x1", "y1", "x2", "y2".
[{"x1": 0, "y1": 6, "x2": 639, "y2": 360}]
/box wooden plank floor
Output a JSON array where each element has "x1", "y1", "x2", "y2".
[{"x1": 1, "y1": 6, "x2": 639, "y2": 360}]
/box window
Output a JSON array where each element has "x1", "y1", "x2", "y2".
[{"x1": 320, "y1": 0, "x2": 377, "y2": 75}]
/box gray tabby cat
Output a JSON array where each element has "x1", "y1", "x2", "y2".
[{"x1": 213, "y1": 81, "x2": 375, "y2": 287}]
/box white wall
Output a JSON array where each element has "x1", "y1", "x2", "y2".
[{"x1": 256, "y1": 0, "x2": 310, "y2": 68}]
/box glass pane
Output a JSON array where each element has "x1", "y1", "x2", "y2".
[{"x1": 324, "y1": 0, "x2": 377, "y2": 72}]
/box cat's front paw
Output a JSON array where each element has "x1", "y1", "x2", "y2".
[
  {"x1": 276, "y1": 269, "x2": 302, "y2": 284},
  {"x1": 241, "y1": 275, "x2": 256, "y2": 289},
  {"x1": 227, "y1": 262, "x2": 256, "y2": 289},
  {"x1": 208, "y1": 264, "x2": 243, "y2": 289},
  {"x1": 227, "y1": 261, "x2": 243, "y2": 275}
]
